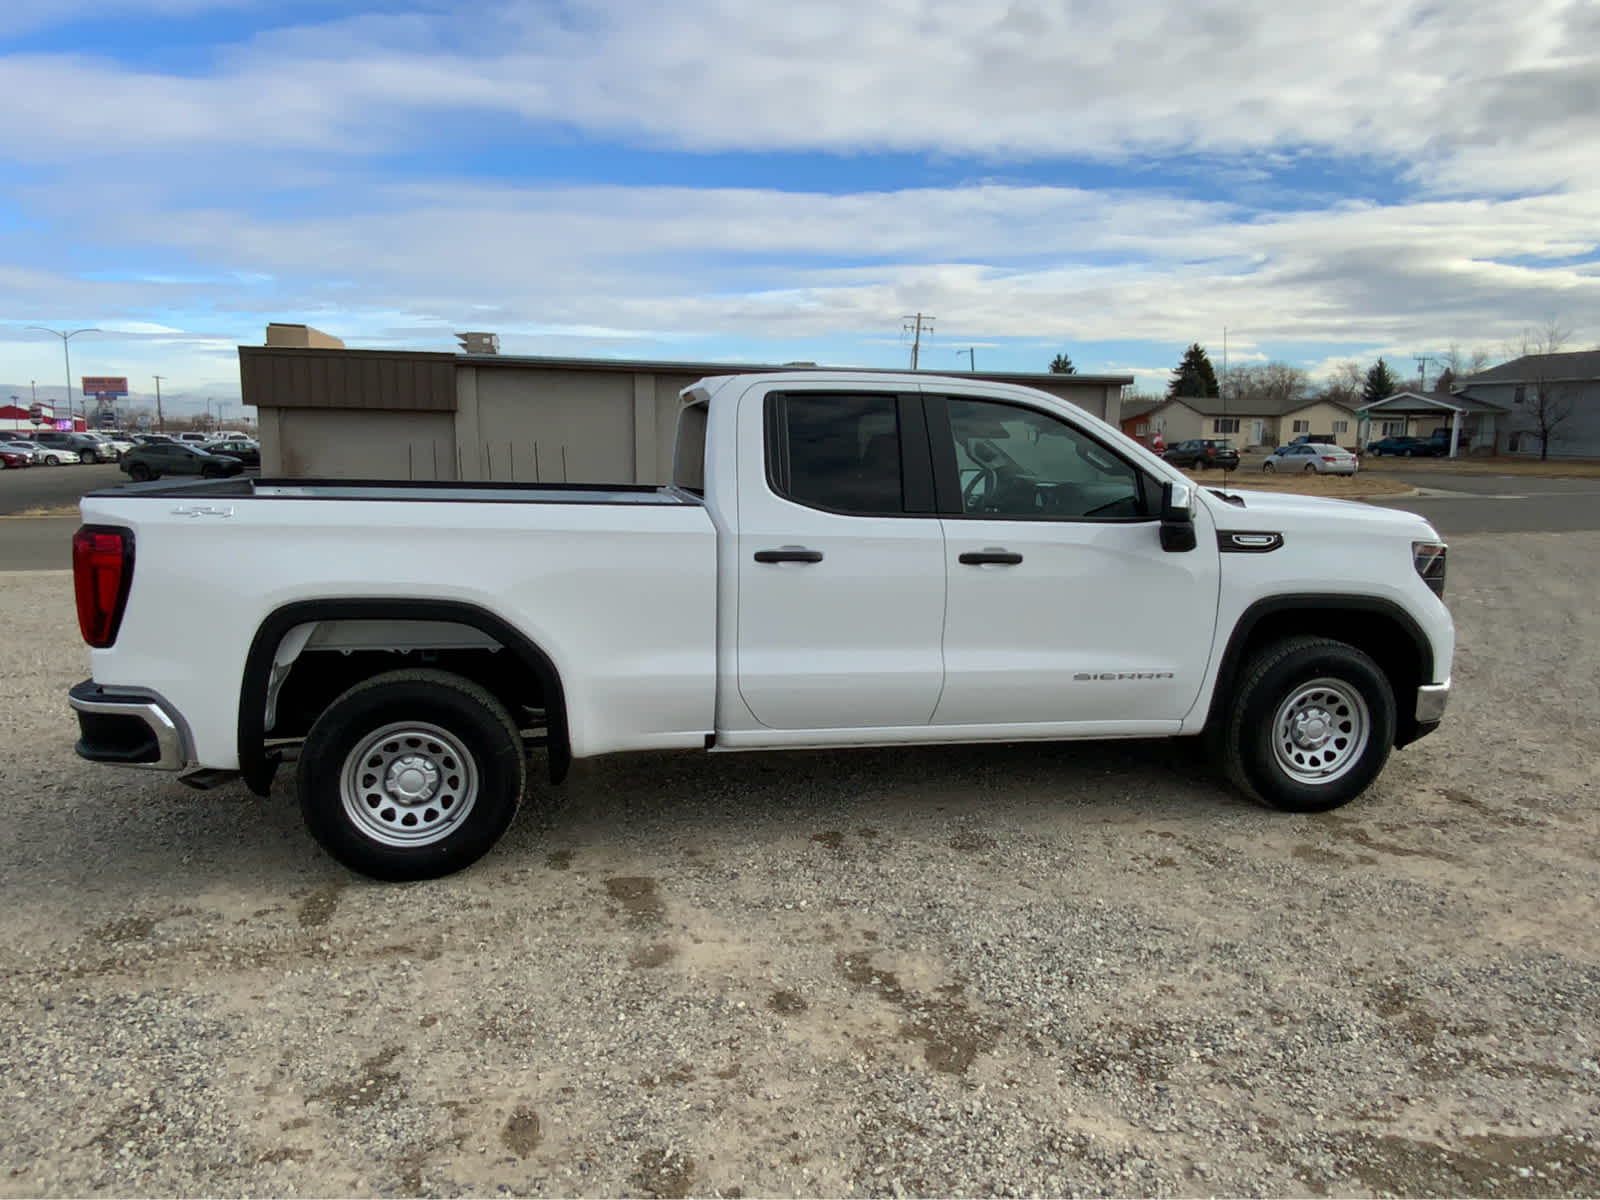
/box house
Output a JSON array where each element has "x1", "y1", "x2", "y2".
[
  {"x1": 1120, "y1": 394, "x2": 1360, "y2": 451},
  {"x1": 1454, "y1": 351, "x2": 1600, "y2": 457},
  {"x1": 1355, "y1": 389, "x2": 1508, "y2": 456}
]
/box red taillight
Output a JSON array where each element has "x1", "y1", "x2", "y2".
[
  {"x1": 1322, "y1": 456, "x2": 1338, "y2": 462},
  {"x1": 72, "y1": 526, "x2": 134, "y2": 648}
]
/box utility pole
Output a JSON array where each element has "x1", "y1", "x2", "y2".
[
  {"x1": 152, "y1": 375, "x2": 166, "y2": 431},
  {"x1": 27, "y1": 326, "x2": 99, "y2": 426},
  {"x1": 902, "y1": 313, "x2": 936, "y2": 370},
  {"x1": 957, "y1": 347, "x2": 976, "y2": 371}
]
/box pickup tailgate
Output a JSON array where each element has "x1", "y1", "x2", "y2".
[{"x1": 79, "y1": 483, "x2": 718, "y2": 768}]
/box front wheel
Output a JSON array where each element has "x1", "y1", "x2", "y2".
[
  {"x1": 45, "y1": 454, "x2": 60, "y2": 466},
  {"x1": 296, "y1": 669, "x2": 527, "y2": 881},
  {"x1": 1262, "y1": 462, "x2": 1276, "y2": 473},
  {"x1": 1217, "y1": 636, "x2": 1396, "y2": 813},
  {"x1": 1304, "y1": 462, "x2": 1318, "y2": 473}
]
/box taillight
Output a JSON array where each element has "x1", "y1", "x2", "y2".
[
  {"x1": 1322, "y1": 456, "x2": 1338, "y2": 462},
  {"x1": 73, "y1": 526, "x2": 135, "y2": 647},
  {"x1": 1412, "y1": 541, "x2": 1447, "y2": 598}
]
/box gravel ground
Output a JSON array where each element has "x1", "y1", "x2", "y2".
[{"x1": 2, "y1": 533, "x2": 1598, "y2": 1198}]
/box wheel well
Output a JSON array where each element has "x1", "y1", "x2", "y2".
[
  {"x1": 1205, "y1": 600, "x2": 1430, "y2": 747},
  {"x1": 238, "y1": 600, "x2": 571, "y2": 797}
]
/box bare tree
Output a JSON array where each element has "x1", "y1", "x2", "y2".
[
  {"x1": 1444, "y1": 341, "x2": 1492, "y2": 380},
  {"x1": 1318, "y1": 360, "x2": 1366, "y2": 407},
  {"x1": 1227, "y1": 362, "x2": 1309, "y2": 410},
  {"x1": 1514, "y1": 320, "x2": 1575, "y2": 461}
]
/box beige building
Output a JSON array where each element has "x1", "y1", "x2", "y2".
[
  {"x1": 1123, "y1": 396, "x2": 1360, "y2": 450},
  {"x1": 240, "y1": 335, "x2": 1134, "y2": 482}
]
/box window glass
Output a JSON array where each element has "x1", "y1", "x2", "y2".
[
  {"x1": 946, "y1": 398, "x2": 1143, "y2": 520},
  {"x1": 773, "y1": 393, "x2": 903, "y2": 514}
]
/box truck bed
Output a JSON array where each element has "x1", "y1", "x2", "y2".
[{"x1": 88, "y1": 477, "x2": 704, "y2": 506}]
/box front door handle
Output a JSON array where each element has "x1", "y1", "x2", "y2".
[
  {"x1": 754, "y1": 547, "x2": 824, "y2": 564},
  {"x1": 959, "y1": 549, "x2": 1023, "y2": 566}
]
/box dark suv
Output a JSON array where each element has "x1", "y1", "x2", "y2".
[
  {"x1": 119, "y1": 442, "x2": 245, "y2": 481},
  {"x1": 1163, "y1": 438, "x2": 1240, "y2": 470}
]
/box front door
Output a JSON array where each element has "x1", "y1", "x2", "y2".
[
  {"x1": 734, "y1": 388, "x2": 947, "y2": 730},
  {"x1": 927, "y1": 393, "x2": 1221, "y2": 728}
]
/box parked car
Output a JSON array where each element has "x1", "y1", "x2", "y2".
[
  {"x1": 1162, "y1": 438, "x2": 1240, "y2": 470},
  {"x1": 16, "y1": 439, "x2": 81, "y2": 466},
  {"x1": 0, "y1": 448, "x2": 32, "y2": 469},
  {"x1": 1263, "y1": 443, "x2": 1361, "y2": 475},
  {"x1": 131, "y1": 434, "x2": 176, "y2": 445},
  {"x1": 68, "y1": 369, "x2": 1452, "y2": 882},
  {"x1": 204, "y1": 439, "x2": 261, "y2": 468},
  {"x1": 172, "y1": 432, "x2": 214, "y2": 445},
  {"x1": 0, "y1": 439, "x2": 46, "y2": 464},
  {"x1": 118, "y1": 443, "x2": 246, "y2": 481},
  {"x1": 33, "y1": 431, "x2": 119, "y2": 464},
  {"x1": 1365, "y1": 436, "x2": 1440, "y2": 458}
]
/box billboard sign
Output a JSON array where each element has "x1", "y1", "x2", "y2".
[{"x1": 81, "y1": 376, "x2": 129, "y2": 397}]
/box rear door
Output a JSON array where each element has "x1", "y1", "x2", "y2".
[
  {"x1": 927, "y1": 391, "x2": 1221, "y2": 728},
  {"x1": 732, "y1": 386, "x2": 947, "y2": 731}
]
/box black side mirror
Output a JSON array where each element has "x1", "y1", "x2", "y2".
[{"x1": 1160, "y1": 481, "x2": 1197, "y2": 552}]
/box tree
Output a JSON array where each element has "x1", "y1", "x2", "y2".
[
  {"x1": 1228, "y1": 362, "x2": 1309, "y2": 411},
  {"x1": 1048, "y1": 353, "x2": 1076, "y2": 374},
  {"x1": 1515, "y1": 320, "x2": 1575, "y2": 461},
  {"x1": 1433, "y1": 368, "x2": 1454, "y2": 394},
  {"x1": 1444, "y1": 341, "x2": 1491, "y2": 380},
  {"x1": 1361, "y1": 358, "x2": 1399, "y2": 406},
  {"x1": 1168, "y1": 343, "x2": 1220, "y2": 399},
  {"x1": 1319, "y1": 360, "x2": 1366, "y2": 407}
]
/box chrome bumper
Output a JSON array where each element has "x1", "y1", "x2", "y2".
[
  {"x1": 69, "y1": 680, "x2": 190, "y2": 771},
  {"x1": 1416, "y1": 679, "x2": 1451, "y2": 724}
]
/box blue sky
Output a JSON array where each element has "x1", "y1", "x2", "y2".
[{"x1": 2, "y1": 0, "x2": 1598, "y2": 419}]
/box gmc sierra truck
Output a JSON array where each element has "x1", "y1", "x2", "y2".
[{"x1": 69, "y1": 371, "x2": 1452, "y2": 881}]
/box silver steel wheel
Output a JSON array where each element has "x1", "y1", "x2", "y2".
[
  {"x1": 1271, "y1": 678, "x2": 1370, "y2": 785},
  {"x1": 340, "y1": 720, "x2": 479, "y2": 848}
]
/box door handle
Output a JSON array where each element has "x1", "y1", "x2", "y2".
[
  {"x1": 959, "y1": 549, "x2": 1023, "y2": 566},
  {"x1": 754, "y1": 547, "x2": 824, "y2": 564}
]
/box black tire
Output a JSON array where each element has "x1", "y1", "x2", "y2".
[
  {"x1": 1401, "y1": 448, "x2": 1412, "y2": 457},
  {"x1": 128, "y1": 462, "x2": 152, "y2": 481},
  {"x1": 45, "y1": 454, "x2": 60, "y2": 466},
  {"x1": 1303, "y1": 462, "x2": 1317, "y2": 473},
  {"x1": 1217, "y1": 636, "x2": 1396, "y2": 813},
  {"x1": 1263, "y1": 462, "x2": 1276, "y2": 473},
  {"x1": 296, "y1": 669, "x2": 527, "y2": 881}
]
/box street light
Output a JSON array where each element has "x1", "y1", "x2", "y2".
[{"x1": 27, "y1": 326, "x2": 99, "y2": 426}]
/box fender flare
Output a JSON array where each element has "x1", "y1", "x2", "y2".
[{"x1": 237, "y1": 598, "x2": 570, "y2": 796}]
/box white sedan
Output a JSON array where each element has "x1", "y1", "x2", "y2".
[{"x1": 1262, "y1": 443, "x2": 1360, "y2": 475}]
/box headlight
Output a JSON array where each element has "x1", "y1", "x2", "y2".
[{"x1": 1413, "y1": 541, "x2": 1447, "y2": 598}]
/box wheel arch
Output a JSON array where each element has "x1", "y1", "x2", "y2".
[
  {"x1": 1202, "y1": 595, "x2": 1434, "y2": 749},
  {"x1": 238, "y1": 598, "x2": 571, "y2": 797}
]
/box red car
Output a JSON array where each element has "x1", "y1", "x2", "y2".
[{"x1": 0, "y1": 448, "x2": 33, "y2": 469}]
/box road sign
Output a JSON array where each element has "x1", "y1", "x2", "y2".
[
  {"x1": 28, "y1": 402, "x2": 43, "y2": 426},
  {"x1": 81, "y1": 376, "x2": 128, "y2": 397}
]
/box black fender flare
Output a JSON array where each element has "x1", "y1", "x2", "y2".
[
  {"x1": 237, "y1": 598, "x2": 571, "y2": 796},
  {"x1": 1201, "y1": 594, "x2": 1436, "y2": 745}
]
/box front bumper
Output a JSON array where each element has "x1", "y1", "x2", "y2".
[
  {"x1": 68, "y1": 679, "x2": 190, "y2": 770},
  {"x1": 1398, "y1": 678, "x2": 1450, "y2": 748}
]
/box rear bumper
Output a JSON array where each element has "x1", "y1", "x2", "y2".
[{"x1": 68, "y1": 679, "x2": 191, "y2": 771}]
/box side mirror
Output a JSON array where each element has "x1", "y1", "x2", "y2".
[{"x1": 1160, "y1": 481, "x2": 1197, "y2": 552}]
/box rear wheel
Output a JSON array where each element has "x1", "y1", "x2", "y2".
[
  {"x1": 128, "y1": 462, "x2": 152, "y2": 481},
  {"x1": 1217, "y1": 636, "x2": 1396, "y2": 813},
  {"x1": 1262, "y1": 462, "x2": 1276, "y2": 473},
  {"x1": 296, "y1": 669, "x2": 527, "y2": 881},
  {"x1": 1303, "y1": 462, "x2": 1318, "y2": 473}
]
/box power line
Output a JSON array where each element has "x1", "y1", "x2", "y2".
[{"x1": 901, "y1": 313, "x2": 936, "y2": 370}]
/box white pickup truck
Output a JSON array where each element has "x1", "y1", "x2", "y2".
[{"x1": 69, "y1": 371, "x2": 1452, "y2": 880}]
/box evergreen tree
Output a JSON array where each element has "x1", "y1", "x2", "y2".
[
  {"x1": 1167, "y1": 343, "x2": 1220, "y2": 399},
  {"x1": 1048, "y1": 353, "x2": 1076, "y2": 374},
  {"x1": 1362, "y1": 358, "x2": 1399, "y2": 405}
]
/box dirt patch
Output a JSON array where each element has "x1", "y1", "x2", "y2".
[
  {"x1": 629, "y1": 942, "x2": 677, "y2": 969},
  {"x1": 633, "y1": 1147, "x2": 697, "y2": 1198},
  {"x1": 546, "y1": 849, "x2": 573, "y2": 870},
  {"x1": 93, "y1": 915, "x2": 157, "y2": 943},
  {"x1": 604, "y1": 876, "x2": 664, "y2": 925},
  {"x1": 811, "y1": 831, "x2": 845, "y2": 853},
  {"x1": 310, "y1": 1045, "x2": 405, "y2": 1113},
  {"x1": 838, "y1": 952, "x2": 996, "y2": 1074},
  {"x1": 7, "y1": 504, "x2": 81, "y2": 518},
  {"x1": 1186, "y1": 471, "x2": 1413, "y2": 499},
  {"x1": 767, "y1": 989, "x2": 808, "y2": 1014},
  {"x1": 948, "y1": 829, "x2": 996, "y2": 853},
  {"x1": 499, "y1": 1107, "x2": 542, "y2": 1158},
  {"x1": 1311, "y1": 814, "x2": 1457, "y2": 864},
  {"x1": 296, "y1": 884, "x2": 346, "y2": 928},
  {"x1": 1311, "y1": 1132, "x2": 1600, "y2": 1197}
]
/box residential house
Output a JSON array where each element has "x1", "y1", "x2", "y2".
[
  {"x1": 1454, "y1": 351, "x2": 1600, "y2": 457},
  {"x1": 1355, "y1": 389, "x2": 1508, "y2": 455},
  {"x1": 1120, "y1": 394, "x2": 1360, "y2": 451}
]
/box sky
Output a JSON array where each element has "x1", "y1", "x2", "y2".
[{"x1": 1, "y1": 0, "x2": 1598, "y2": 420}]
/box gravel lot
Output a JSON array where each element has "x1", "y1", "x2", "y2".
[{"x1": 2, "y1": 533, "x2": 1598, "y2": 1198}]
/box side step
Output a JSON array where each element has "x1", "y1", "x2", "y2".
[{"x1": 179, "y1": 768, "x2": 243, "y2": 791}]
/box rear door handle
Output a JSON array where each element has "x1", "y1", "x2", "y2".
[
  {"x1": 754, "y1": 547, "x2": 824, "y2": 564},
  {"x1": 959, "y1": 549, "x2": 1023, "y2": 566}
]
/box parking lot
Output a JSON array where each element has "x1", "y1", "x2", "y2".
[{"x1": 1, "y1": 527, "x2": 1597, "y2": 1197}]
